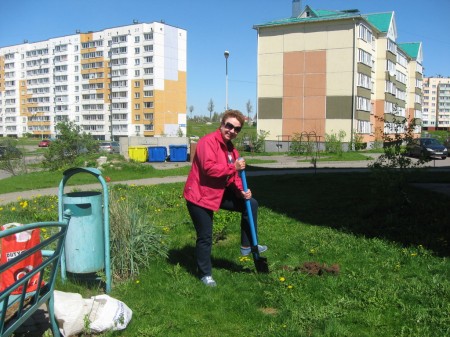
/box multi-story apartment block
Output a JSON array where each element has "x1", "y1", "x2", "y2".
[
  {"x1": 253, "y1": 0, "x2": 423, "y2": 150},
  {"x1": 0, "y1": 21, "x2": 187, "y2": 140},
  {"x1": 422, "y1": 77, "x2": 450, "y2": 130}
]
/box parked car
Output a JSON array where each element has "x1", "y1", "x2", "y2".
[
  {"x1": 0, "y1": 145, "x2": 22, "y2": 160},
  {"x1": 406, "y1": 138, "x2": 448, "y2": 159},
  {"x1": 38, "y1": 139, "x2": 51, "y2": 147},
  {"x1": 99, "y1": 141, "x2": 120, "y2": 154}
]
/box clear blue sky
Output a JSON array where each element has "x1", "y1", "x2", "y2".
[{"x1": 1, "y1": 0, "x2": 449, "y2": 117}]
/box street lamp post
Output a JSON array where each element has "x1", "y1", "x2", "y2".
[{"x1": 224, "y1": 50, "x2": 229, "y2": 110}]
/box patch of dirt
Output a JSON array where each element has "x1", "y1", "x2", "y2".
[
  {"x1": 282, "y1": 262, "x2": 340, "y2": 276},
  {"x1": 259, "y1": 307, "x2": 279, "y2": 315}
]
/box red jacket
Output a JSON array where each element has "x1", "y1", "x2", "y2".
[{"x1": 184, "y1": 129, "x2": 243, "y2": 211}]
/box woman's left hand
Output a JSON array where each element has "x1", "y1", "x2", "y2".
[{"x1": 241, "y1": 189, "x2": 252, "y2": 200}]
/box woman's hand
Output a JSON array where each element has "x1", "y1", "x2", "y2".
[
  {"x1": 241, "y1": 189, "x2": 252, "y2": 200},
  {"x1": 235, "y1": 158, "x2": 246, "y2": 171}
]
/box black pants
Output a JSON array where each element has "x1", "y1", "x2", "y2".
[{"x1": 186, "y1": 189, "x2": 259, "y2": 278}]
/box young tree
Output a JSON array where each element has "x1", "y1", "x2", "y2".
[
  {"x1": 189, "y1": 105, "x2": 194, "y2": 118},
  {"x1": 42, "y1": 121, "x2": 99, "y2": 170},
  {"x1": 207, "y1": 99, "x2": 215, "y2": 121}
]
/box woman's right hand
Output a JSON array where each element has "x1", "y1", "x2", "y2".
[{"x1": 235, "y1": 158, "x2": 246, "y2": 171}]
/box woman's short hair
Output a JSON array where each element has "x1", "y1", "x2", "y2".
[{"x1": 221, "y1": 110, "x2": 245, "y2": 126}]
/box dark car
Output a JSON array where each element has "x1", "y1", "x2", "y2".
[
  {"x1": 406, "y1": 138, "x2": 448, "y2": 160},
  {"x1": 99, "y1": 141, "x2": 120, "y2": 154},
  {"x1": 38, "y1": 139, "x2": 51, "y2": 147}
]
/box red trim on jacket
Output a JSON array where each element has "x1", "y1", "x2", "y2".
[{"x1": 183, "y1": 129, "x2": 243, "y2": 211}]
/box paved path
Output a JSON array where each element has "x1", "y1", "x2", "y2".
[{"x1": 2, "y1": 154, "x2": 450, "y2": 205}]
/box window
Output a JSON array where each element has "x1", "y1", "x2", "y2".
[
  {"x1": 144, "y1": 45, "x2": 153, "y2": 52},
  {"x1": 356, "y1": 96, "x2": 370, "y2": 111},
  {"x1": 387, "y1": 39, "x2": 397, "y2": 54},
  {"x1": 144, "y1": 102, "x2": 153, "y2": 108},
  {"x1": 357, "y1": 120, "x2": 371, "y2": 134},
  {"x1": 144, "y1": 32, "x2": 153, "y2": 40},
  {"x1": 357, "y1": 73, "x2": 371, "y2": 90},
  {"x1": 135, "y1": 59, "x2": 140, "y2": 65},
  {"x1": 135, "y1": 47, "x2": 140, "y2": 54},
  {"x1": 135, "y1": 70, "x2": 140, "y2": 76},
  {"x1": 144, "y1": 79, "x2": 153, "y2": 86},
  {"x1": 134, "y1": 81, "x2": 140, "y2": 87},
  {"x1": 144, "y1": 90, "x2": 153, "y2": 97},
  {"x1": 358, "y1": 24, "x2": 373, "y2": 43},
  {"x1": 144, "y1": 67, "x2": 153, "y2": 74},
  {"x1": 135, "y1": 114, "x2": 140, "y2": 121},
  {"x1": 135, "y1": 36, "x2": 140, "y2": 43},
  {"x1": 134, "y1": 103, "x2": 140, "y2": 109},
  {"x1": 358, "y1": 49, "x2": 372, "y2": 67}
]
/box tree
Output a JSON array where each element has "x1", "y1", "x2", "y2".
[
  {"x1": 246, "y1": 100, "x2": 253, "y2": 125},
  {"x1": 42, "y1": 121, "x2": 99, "y2": 170},
  {"x1": 207, "y1": 99, "x2": 215, "y2": 121},
  {"x1": 189, "y1": 105, "x2": 194, "y2": 118}
]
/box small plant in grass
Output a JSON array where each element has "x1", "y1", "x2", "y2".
[{"x1": 212, "y1": 210, "x2": 240, "y2": 243}]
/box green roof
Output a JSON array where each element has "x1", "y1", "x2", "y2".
[
  {"x1": 398, "y1": 42, "x2": 421, "y2": 59},
  {"x1": 364, "y1": 12, "x2": 393, "y2": 33},
  {"x1": 254, "y1": 6, "x2": 362, "y2": 28}
]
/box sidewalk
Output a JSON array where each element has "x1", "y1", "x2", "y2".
[{"x1": 1, "y1": 154, "x2": 450, "y2": 205}]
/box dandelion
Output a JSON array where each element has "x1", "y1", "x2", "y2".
[
  {"x1": 136, "y1": 280, "x2": 140, "y2": 284},
  {"x1": 411, "y1": 253, "x2": 417, "y2": 257},
  {"x1": 17, "y1": 196, "x2": 22, "y2": 201},
  {"x1": 11, "y1": 207, "x2": 16, "y2": 211},
  {"x1": 309, "y1": 248, "x2": 316, "y2": 255},
  {"x1": 279, "y1": 277, "x2": 285, "y2": 282},
  {"x1": 287, "y1": 285, "x2": 293, "y2": 289}
]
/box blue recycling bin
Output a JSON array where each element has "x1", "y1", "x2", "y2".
[
  {"x1": 169, "y1": 145, "x2": 188, "y2": 162},
  {"x1": 148, "y1": 146, "x2": 167, "y2": 162}
]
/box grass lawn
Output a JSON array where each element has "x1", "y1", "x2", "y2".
[{"x1": 1, "y1": 170, "x2": 449, "y2": 336}]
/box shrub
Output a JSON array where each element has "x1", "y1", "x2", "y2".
[
  {"x1": 108, "y1": 185, "x2": 168, "y2": 281},
  {"x1": 325, "y1": 130, "x2": 346, "y2": 155}
]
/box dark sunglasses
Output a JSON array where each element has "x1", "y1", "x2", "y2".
[{"x1": 224, "y1": 122, "x2": 242, "y2": 133}]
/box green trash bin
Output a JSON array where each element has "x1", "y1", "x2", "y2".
[
  {"x1": 62, "y1": 191, "x2": 104, "y2": 273},
  {"x1": 58, "y1": 167, "x2": 112, "y2": 293}
]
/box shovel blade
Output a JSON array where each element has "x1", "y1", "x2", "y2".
[{"x1": 252, "y1": 252, "x2": 269, "y2": 273}]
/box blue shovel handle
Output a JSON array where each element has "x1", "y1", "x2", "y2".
[{"x1": 239, "y1": 169, "x2": 258, "y2": 247}]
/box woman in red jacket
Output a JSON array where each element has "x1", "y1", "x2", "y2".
[{"x1": 184, "y1": 110, "x2": 267, "y2": 287}]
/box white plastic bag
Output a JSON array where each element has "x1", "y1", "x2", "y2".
[
  {"x1": 54, "y1": 291, "x2": 132, "y2": 335},
  {"x1": 54, "y1": 290, "x2": 91, "y2": 336},
  {"x1": 89, "y1": 294, "x2": 133, "y2": 332}
]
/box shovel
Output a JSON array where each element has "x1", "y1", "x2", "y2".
[{"x1": 239, "y1": 169, "x2": 269, "y2": 273}]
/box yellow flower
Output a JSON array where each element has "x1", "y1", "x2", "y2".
[
  {"x1": 279, "y1": 277, "x2": 285, "y2": 282},
  {"x1": 17, "y1": 196, "x2": 22, "y2": 201},
  {"x1": 287, "y1": 285, "x2": 293, "y2": 289},
  {"x1": 11, "y1": 207, "x2": 16, "y2": 211},
  {"x1": 411, "y1": 253, "x2": 417, "y2": 257},
  {"x1": 136, "y1": 280, "x2": 140, "y2": 284}
]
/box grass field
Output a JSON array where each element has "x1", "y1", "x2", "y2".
[{"x1": 1, "y1": 169, "x2": 449, "y2": 336}]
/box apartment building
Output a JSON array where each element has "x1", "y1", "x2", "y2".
[
  {"x1": 253, "y1": 1, "x2": 423, "y2": 150},
  {"x1": 0, "y1": 21, "x2": 187, "y2": 140},
  {"x1": 422, "y1": 77, "x2": 450, "y2": 130}
]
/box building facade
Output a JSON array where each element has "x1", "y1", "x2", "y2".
[
  {"x1": 253, "y1": 2, "x2": 423, "y2": 150},
  {"x1": 422, "y1": 77, "x2": 450, "y2": 130},
  {"x1": 0, "y1": 22, "x2": 187, "y2": 140}
]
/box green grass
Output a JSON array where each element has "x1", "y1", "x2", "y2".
[
  {"x1": 0, "y1": 161, "x2": 191, "y2": 194},
  {"x1": 1, "y1": 171, "x2": 449, "y2": 336}
]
